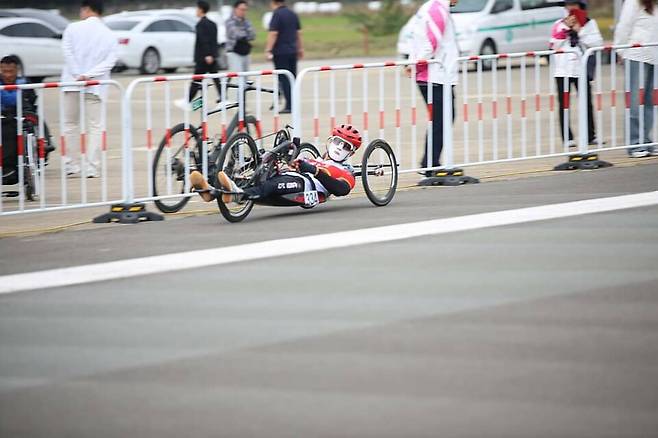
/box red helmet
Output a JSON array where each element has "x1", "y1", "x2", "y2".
[{"x1": 332, "y1": 124, "x2": 362, "y2": 150}]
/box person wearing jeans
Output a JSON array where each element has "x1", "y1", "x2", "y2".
[
  {"x1": 614, "y1": 0, "x2": 658, "y2": 158},
  {"x1": 60, "y1": 0, "x2": 117, "y2": 178},
  {"x1": 225, "y1": 0, "x2": 255, "y2": 73}
]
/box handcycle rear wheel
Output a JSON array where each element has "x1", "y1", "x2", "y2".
[
  {"x1": 216, "y1": 132, "x2": 259, "y2": 223},
  {"x1": 152, "y1": 123, "x2": 201, "y2": 213},
  {"x1": 361, "y1": 139, "x2": 398, "y2": 207}
]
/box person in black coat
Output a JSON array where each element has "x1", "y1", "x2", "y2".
[{"x1": 188, "y1": 1, "x2": 223, "y2": 103}]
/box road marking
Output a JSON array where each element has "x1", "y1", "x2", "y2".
[{"x1": 2, "y1": 191, "x2": 657, "y2": 295}]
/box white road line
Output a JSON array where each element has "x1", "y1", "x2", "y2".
[{"x1": 2, "y1": 191, "x2": 657, "y2": 295}]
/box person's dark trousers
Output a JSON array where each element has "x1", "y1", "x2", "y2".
[
  {"x1": 1, "y1": 116, "x2": 19, "y2": 185},
  {"x1": 417, "y1": 82, "x2": 455, "y2": 170},
  {"x1": 555, "y1": 77, "x2": 595, "y2": 143},
  {"x1": 188, "y1": 61, "x2": 223, "y2": 102},
  {"x1": 273, "y1": 53, "x2": 297, "y2": 111}
]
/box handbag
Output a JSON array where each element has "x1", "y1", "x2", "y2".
[{"x1": 233, "y1": 38, "x2": 252, "y2": 56}]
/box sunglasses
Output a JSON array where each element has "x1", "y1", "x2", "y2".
[{"x1": 328, "y1": 136, "x2": 355, "y2": 153}]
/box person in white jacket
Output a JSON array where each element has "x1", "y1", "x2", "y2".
[
  {"x1": 614, "y1": 0, "x2": 658, "y2": 158},
  {"x1": 406, "y1": 0, "x2": 459, "y2": 176},
  {"x1": 61, "y1": 0, "x2": 117, "y2": 178},
  {"x1": 549, "y1": 0, "x2": 603, "y2": 148}
]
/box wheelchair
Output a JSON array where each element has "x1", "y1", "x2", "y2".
[{"x1": 1, "y1": 110, "x2": 55, "y2": 201}]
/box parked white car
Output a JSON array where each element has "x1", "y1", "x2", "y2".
[
  {"x1": 398, "y1": 0, "x2": 565, "y2": 68},
  {"x1": 0, "y1": 17, "x2": 64, "y2": 82},
  {"x1": 105, "y1": 15, "x2": 197, "y2": 74}
]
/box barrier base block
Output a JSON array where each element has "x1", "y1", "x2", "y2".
[
  {"x1": 418, "y1": 168, "x2": 479, "y2": 187},
  {"x1": 553, "y1": 153, "x2": 613, "y2": 171},
  {"x1": 93, "y1": 203, "x2": 164, "y2": 224}
]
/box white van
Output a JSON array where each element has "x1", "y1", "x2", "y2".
[{"x1": 398, "y1": 0, "x2": 565, "y2": 66}]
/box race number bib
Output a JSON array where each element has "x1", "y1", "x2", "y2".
[{"x1": 304, "y1": 190, "x2": 319, "y2": 207}]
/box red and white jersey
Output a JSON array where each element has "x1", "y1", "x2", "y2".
[{"x1": 286, "y1": 158, "x2": 355, "y2": 198}]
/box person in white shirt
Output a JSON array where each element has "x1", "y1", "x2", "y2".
[
  {"x1": 406, "y1": 0, "x2": 459, "y2": 177},
  {"x1": 549, "y1": 0, "x2": 603, "y2": 148},
  {"x1": 614, "y1": 0, "x2": 658, "y2": 158},
  {"x1": 61, "y1": 0, "x2": 117, "y2": 178}
]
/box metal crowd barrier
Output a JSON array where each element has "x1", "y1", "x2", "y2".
[
  {"x1": 0, "y1": 79, "x2": 123, "y2": 216},
  {"x1": 121, "y1": 69, "x2": 294, "y2": 208}
]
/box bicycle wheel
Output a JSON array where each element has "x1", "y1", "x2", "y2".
[
  {"x1": 153, "y1": 123, "x2": 201, "y2": 213},
  {"x1": 295, "y1": 142, "x2": 321, "y2": 160},
  {"x1": 216, "y1": 132, "x2": 259, "y2": 223},
  {"x1": 361, "y1": 139, "x2": 398, "y2": 207},
  {"x1": 272, "y1": 129, "x2": 290, "y2": 147}
]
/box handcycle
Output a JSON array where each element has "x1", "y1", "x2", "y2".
[
  {"x1": 201, "y1": 131, "x2": 399, "y2": 223},
  {"x1": 152, "y1": 79, "x2": 290, "y2": 213}
]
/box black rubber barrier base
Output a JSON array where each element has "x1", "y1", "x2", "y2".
[
  {"x1": 418, "y1": 168, "x2": 480, "y2": 186},
  {"x1": 553, "y1": 153, "x2": 613, "y2": 171},
  {"x1": 93, "y1": 203, "x2": 164, "y2": 224}
]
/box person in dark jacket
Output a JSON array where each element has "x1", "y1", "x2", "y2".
[
  {"x1": 265, "y1": 0, "x2": 303, "y2": 113},
  {"x1": 188, "y1": 1, "x2": 223, "y2": 103}
]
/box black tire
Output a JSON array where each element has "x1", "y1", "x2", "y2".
[
  {"x1": 163, "y1": 68, "x2": 177, "y2": 74},
  {"x1": 479, "y1": 39, "x2": 497, "y2": 71},
  {"x1": 295, "y1": 142, "x2": 321, "y2": 160},
  {"x1": 140, "y1": 48, "x2": 160, "y2": 75},
  {"x1": 361, "y1": 139, "x2": 398, "y2": 207},
  {"x1": 152, "y1": 123, "x2": 202, "y2": 213},
  {"x1": 216, "y1": 132, "x2": 259, "y2": 223}
]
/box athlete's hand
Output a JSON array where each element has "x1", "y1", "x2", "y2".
[{"x1": 294, "y1": 159, "x2": 317, "y2": 175}]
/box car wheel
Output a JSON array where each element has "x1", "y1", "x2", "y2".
[
  {"x1": 140, "y1": 48, "x2": 161, "y2": 75},
  {"x1": 479, "y1": 40, "x2": 497, "y2": 71}
]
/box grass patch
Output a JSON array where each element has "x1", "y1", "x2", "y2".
[{"x1": 247, "y1": 10, "x2": 399, "y2": 62}]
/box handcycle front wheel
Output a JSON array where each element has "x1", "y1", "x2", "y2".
[
  {"x1": 215, "y1": 132, "x2": 259, "y2": 223},
  {"x1": 295, "y1": 142, "x2": 321, "y2": 160},
  {"x1": 361, "y1": 139, "x2": 398, "y2": 207},
  {"x1": 152, "y1": 123, "x2": 201, "y2": 213}
]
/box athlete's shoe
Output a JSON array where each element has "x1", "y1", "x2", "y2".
[
  {"x1": 189, "y1": 170, "x2": 215, "y2": 202},
  {"x1": 217, "y1": 171, "x2": 244, "y2": 203}
]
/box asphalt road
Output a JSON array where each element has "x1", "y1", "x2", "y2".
[{"x1": 1, "y1": 162, "x2": 657, "y2": 437}]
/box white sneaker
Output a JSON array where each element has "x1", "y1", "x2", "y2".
[
  {"x1": 566, "y1": 140, "x2": 577, "y2": 148},
  {"x1": 66, "y1": 163, "x2": 80, "y2": 176},
  {"x1": 217, "y1": 171, "x2": 244, "y2": 203},
  {"x1": 648, "y1": 149, "x2": 658, "y2": 156},
  {"x1": 629, "y1": 149, "x2": 650, "y2": 158},
  {"x1": 174, "y1": 98, "x2": 191, "y2": 112}
]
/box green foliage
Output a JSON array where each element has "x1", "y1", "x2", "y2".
[{"x1": 346, "y1": 0, "x2": 412, "y2": 37}]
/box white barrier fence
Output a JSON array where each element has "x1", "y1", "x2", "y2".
[
  {"x1": 1, "y1": 43, "x2": 656, "y2": 219},
  {"x1": 121, "y1": 69, "x2": 295, "y2": 211},
  {"x1": 0, "y1": 79, "x2": 124, "y2": 216}
]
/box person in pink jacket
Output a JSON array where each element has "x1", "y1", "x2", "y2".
[
  {"x1": 549, "y1": 0, "x2": 602, "y2": 148},
  {"x1": 406, "y1": 0, "x2": 459, "y2": 176}
]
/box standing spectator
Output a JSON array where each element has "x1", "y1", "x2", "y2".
[
  {"x1": 549, "y1": 0, "x2": 602, "y2": 148},
  {"x1": 614, "y1": 0, "x2": 658, "y2": 158},
  {"x1": 225, "y1": 0, "x2": 256, "y2": 73},
  {"x1": 181, "y1": 1, "x2": 223, "y2": 107},
  {"x1": 265, "y1": 0, "x2": 303, "y2": 114},
  {"x1": 407, "y1": 0, "x2": 459, "y2": 176},
  {"x1": 61, "y1": 0, "x2": 117, "y2": 178}
]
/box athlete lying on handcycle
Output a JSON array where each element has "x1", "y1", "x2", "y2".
[{"x1": 189, "y1": 124, "x2": 362, "y2": 207}]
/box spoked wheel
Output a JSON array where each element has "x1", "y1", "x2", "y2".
[
  {"x1": 295, "y1": 142, "x2": 321, "y2": 160},
  {"x1": 272, "y1": 129, "x2": 290, "y2": 148},
  {"x1": 216, "y1": 132, "x2": 259, "y2": 223},
  {"x1": 153, "y1": 123, "x2": 201, "y2": 213},
  {"x1": 361, "y1": 139, "x2": 398, "y2": 206}
]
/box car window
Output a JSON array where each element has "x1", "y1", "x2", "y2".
[
  {"x1": 520, "y1": 0, "x2": 556, "y2": 10},
  {"x1": 144, "y1": 20, "x2": 174, "y2": 32},
  {"x1": 451, "y1": 0, "x2": 489, "y2": 13},
  {"x1": 0, "y1": 22, "x2": 55, "y2": 38},
  {"x1": 106, "y1": 20, "x2": 139, "y2": 31},
  {"x1": 169, "y1": 20, "x2": 193, "y2": 32},
  {"x1": 491, "y1": 0, "x2": 514, "y2": 13}
]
